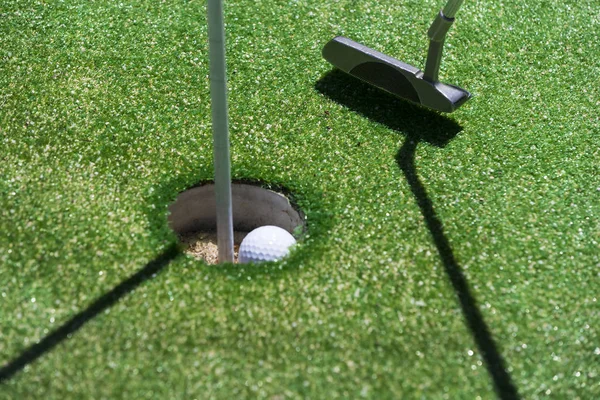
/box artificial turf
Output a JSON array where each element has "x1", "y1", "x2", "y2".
[{"x1": 1, "y1": 0, "x2": 599, "y2": 398}]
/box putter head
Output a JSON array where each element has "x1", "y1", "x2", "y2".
[{"x1": 322, "y1": 36, "x2": 470, "y2": 113}]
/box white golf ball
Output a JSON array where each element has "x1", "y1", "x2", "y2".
[{"x1": 238, "y1": 225, "x2": 297, "y2": 264}]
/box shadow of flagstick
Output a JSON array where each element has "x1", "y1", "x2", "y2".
[
  {"x1": 0, "y1": 244, "x2": 181, "y2": 383},
  {"x1": 397, "y1": 139, "x2": 520, "y2": 400}
]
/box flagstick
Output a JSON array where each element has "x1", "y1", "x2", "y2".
[{"x1": 207, "y1": 0, "x2": 234, "y2": 262}]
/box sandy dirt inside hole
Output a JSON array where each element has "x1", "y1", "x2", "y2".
[{"x1": 178, "y1": 231, "x2": 249, "y2": 264}]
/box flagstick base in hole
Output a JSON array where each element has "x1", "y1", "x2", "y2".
[{"x1": 207, "y1": 0, "x2": 234, "y2": 262}]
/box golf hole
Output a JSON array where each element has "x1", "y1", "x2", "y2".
[{"x1": 168, "y1": 183, "x2": 305, "y2": 264}]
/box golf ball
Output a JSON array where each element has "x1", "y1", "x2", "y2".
[{"x1": 238, "y1": 225, "x2": 297, "y2": 264}]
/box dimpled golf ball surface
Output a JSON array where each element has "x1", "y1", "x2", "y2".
[{"x1": 239, "y1": 225, "x2": 296, "y2": 263}]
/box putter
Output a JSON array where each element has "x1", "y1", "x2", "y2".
[{"x1": 322, "y1": 0, "x2": 470, "y2": 113}]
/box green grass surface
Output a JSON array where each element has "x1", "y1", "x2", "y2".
[{"x1": 1, "y1": 0, "x2": 599, "y2": 398}]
